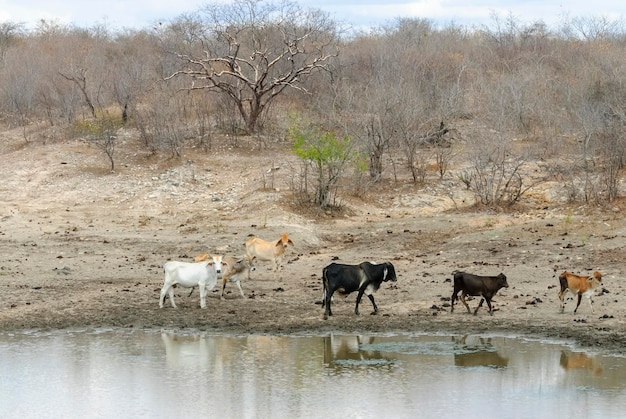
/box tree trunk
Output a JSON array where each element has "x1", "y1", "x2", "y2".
[{"x1": 369, "y1": 148, "x2": 384, "y2": 181}]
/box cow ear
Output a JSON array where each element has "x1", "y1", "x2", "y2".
[
  {"x1": 207, "y1": 262, "x2": 214, "y2": 267},
  {"x1": 288, "y1": 239, "x2": 294, "y2": 246},
  {"x1": 222, "y1": 261, "x2": 228, "y2": 266}
]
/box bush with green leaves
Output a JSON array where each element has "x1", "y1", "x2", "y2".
[
  {"x1": 72, "y1": 116, "x2": 124, "y2": 172},
  {"x1": 290, "y1": 122, "x2": 354, "y2": 209}
]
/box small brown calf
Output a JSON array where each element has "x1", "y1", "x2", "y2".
[
  {"x1": 219, "y1": 256, "x2": 255, "y2": 299},
  {"x1": 558, "y1": 271, "x2": 603, "y2": 313}
]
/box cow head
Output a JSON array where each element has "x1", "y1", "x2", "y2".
[
  {"x1": 276, "y1": 233, "x2": 294, "y2": 249},
  {"x1": 590, "y1": 271, "x2": 602, "y2": 286},
  {"x1": 207, "y1": 254, "x2": 224, "y2": 274},
  {"x1": 236, "y1": 258, "x2": 256, "y2": 272},
  {"x1": 383, "y1": 262, "x2": 397, "y2": 282},
  {"x1": 497, "y1": 273, "x2": 509, "y2": 288}
]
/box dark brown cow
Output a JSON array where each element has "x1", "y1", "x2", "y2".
[{"x1": 451, "y1": 271, "x2": 509, "y2": 316}]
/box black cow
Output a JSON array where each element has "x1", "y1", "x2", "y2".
[
  {"x1": 450, "y1": 271, "x2": 509, "y2": 316},
  {"x1": 322, "y1": 261, "x2": 397, "y2": 320}
]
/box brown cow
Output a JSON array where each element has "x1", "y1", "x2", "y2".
[
  {"x1": 558, "y1": 271, "x2": 603, "y2": 313},
  {"x1": 194, "y1": 253, "x2": 210, "y2": 263},
  {"x1": 451, "y1": 272, "x2": 509, "y2": 316},
  {"x1": 219, "y1": 256, "x2": 255, "y2": 299},
  {"x1": 245, "y1": 233, "x2": 294, "y2": 277}
]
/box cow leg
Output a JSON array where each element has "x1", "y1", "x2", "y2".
[
  {"x1": 483, "y1": 297, "x2": 495, "y2": 316},
  {"x1": 450, "y1": 286, "x2": 462, "y2": 313},
  {"x1": 558, "y1": 289, "x2": 566, "y2": 313},
  {"x1": 324, "y1": 289, "x2": 334, "y2": 319},
  {"x1": 473, "y1": 297, "x2": 485, "y2": 315},
  {"x1": 367, "y1": 294, "x2": 378, "y2": 314},
  {"x1": 167, "y1": 287, "x2": 177, "y2": 308},
  {"x1": 450, "y1": 289, "x2": 457, "y2": 313},
  {"x1": 459, "y1": 291, "x2": 471, "y2": 313},
  {"x1": 199, "y1": 281, "x2": 207, "y2": 309},
  {"x1": 220, "y1": 279, "x2": 227, "y2": 300},
  {"x1": 234, "y1": 279, "x2": 244, "y2": 298},
  {"x1": 355, "y1": 289, "x2": 366, "y2": 315},
  {"x1": 159, "y1": 286, "x2": 169, "y2": 308},
  {"x1": 574, "y1": 293, "x2": 582, "y2": 313}
]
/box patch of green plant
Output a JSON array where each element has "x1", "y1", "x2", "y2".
[
  {"x1": 71, "y1": 115, "x2": 124, "y2": 138},
  {"x1": 289, "y1": 116, "x2": 354, "y2": 208}
]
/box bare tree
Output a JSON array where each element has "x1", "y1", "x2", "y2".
[
  {"x1": 58, "y1": 68, "x2": 97, "y2": 118},
  {"x1": 0, "y1": 21, "x2": 23, "y2": 62},
  {"x1": 163, "y1": 0, "x2": 339, "y2": 134}
]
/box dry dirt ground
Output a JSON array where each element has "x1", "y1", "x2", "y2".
[{"x1": 1, "y1": 128, "x2": 625, "y2": 354}]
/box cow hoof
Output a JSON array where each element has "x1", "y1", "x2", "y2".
[{"x1": 370, "y1": 311, "x2": 378, "y2": 316}]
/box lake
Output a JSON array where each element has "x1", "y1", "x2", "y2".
[{"x1": 1, "y1": 329, "x2": 625, "y2": 418}]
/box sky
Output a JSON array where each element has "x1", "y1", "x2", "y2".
[{"x1": 1, "y1": 0, "x2": 626, "y2": 32}]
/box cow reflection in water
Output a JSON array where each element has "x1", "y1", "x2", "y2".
[
  {"x1": 560, "y1": 350, "x2": 603, "y2": 376},
  {"x1": 324, "y1": 334, "x2": 387, "y2": 365},
  {"x1": 453, "y1": 335, "x2": 509, "y2": 368},
  {"x1": 161, "y1": 333, "x2": 213, "y2": 369}
]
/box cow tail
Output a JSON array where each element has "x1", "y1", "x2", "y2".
[
  {"x1": 558, "y1": 273, "x2": 568, "y2": 291},
  {"x1": 322, "y1": 267, "x2": 329, "y2": 307}
]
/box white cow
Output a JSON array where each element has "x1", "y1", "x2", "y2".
[{"x1": 159, "y1": 255, "x2": 226, "y2": 309}]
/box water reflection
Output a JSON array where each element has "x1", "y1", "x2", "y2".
[
  {"x1": 161, "y1": 332, "x2": 214, "y2": 370},
  {"x1": 452, "y1": 334, "x2": 509, "y2": 368},
  {"x1": 1, "y1": 330, "x2": 626, "y2": 418},
  {"x1": 560, "y1": 350, "x2": 603, "y2": 376},
  {"x1": 323, "y1": 334, "x2": 391, "y2": 366}
]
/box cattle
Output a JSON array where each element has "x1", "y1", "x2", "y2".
[
  {"x1": 220, "y1": 256, "x2": 255, "y2": 299},
  {"x1": 244, "y1": 233, "x2": 294, "y2": 277},
  {"x1": 194, "y1": 253, "x2": 210, "y2": 263},
  {"x1": 450, "y1": 271, "x2": 509, "y2": 316},
  {"x1": 322, "y1": 261, "x2": 397, "y2": 320},
  {"x1": 159, "y1": 255, "x2": 226, "y2": 309},
  {"x1": 558, "y1": 271, "x2": 603, "y2": 313}
]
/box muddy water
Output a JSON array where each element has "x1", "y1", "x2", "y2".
[{"x1": 1, "y1": 330, "x2": 625, "y2": 418}]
